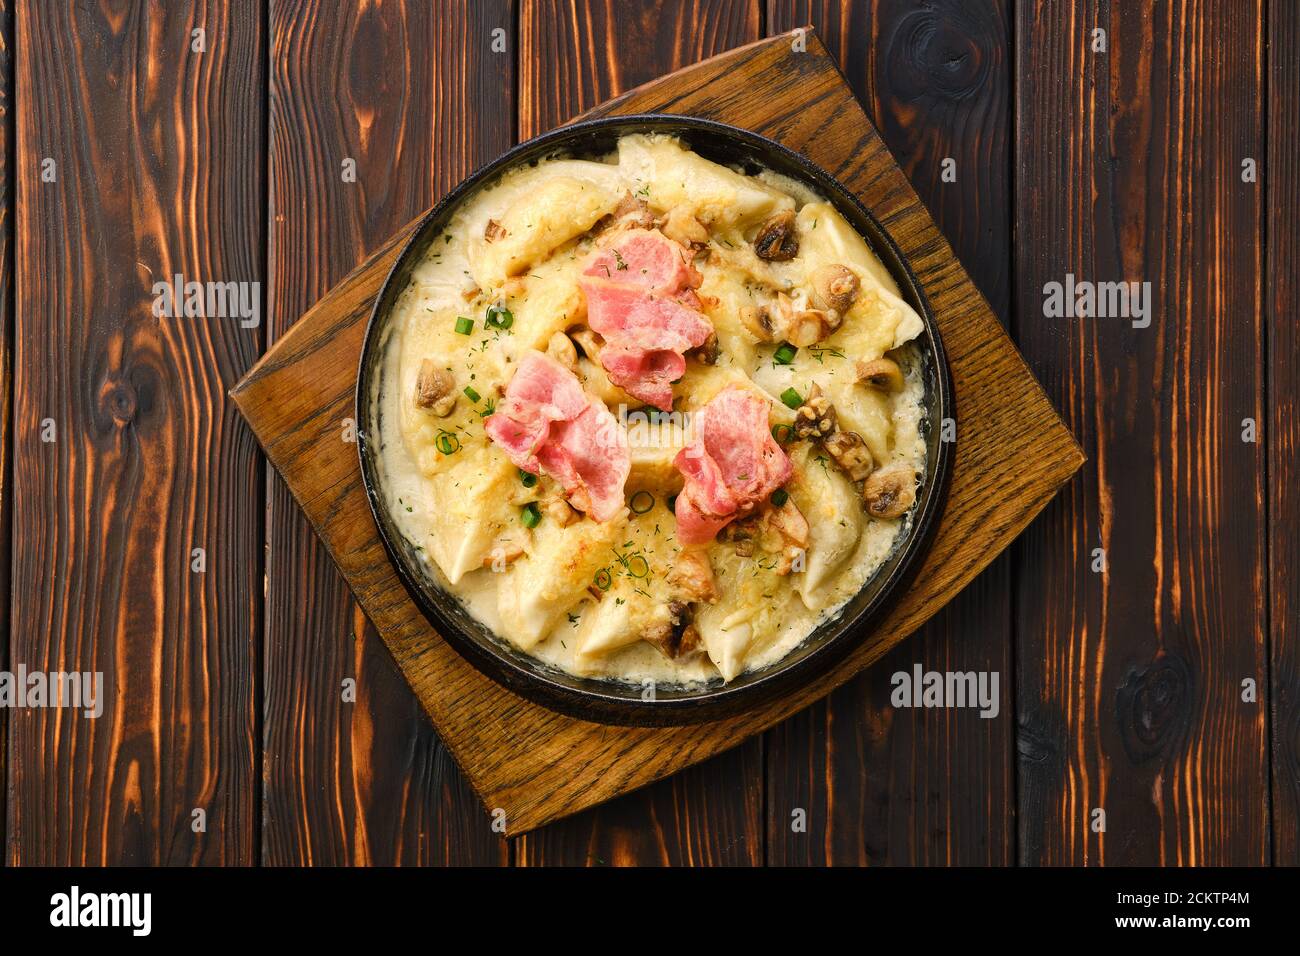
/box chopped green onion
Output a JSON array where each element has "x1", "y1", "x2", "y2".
[
  {"x1": 463, "y1": 385, "x2": 481, "y2": 403},
  {"x1": 594, "y1": 568, "x2": 613, "y2": 591},
  {"x1": 771, "y1": 488, "x2": 789, "y2": 507},
  {"x1": 521, "y1": 502, "x2": 541, "y2": 528},
  {"x1": 454, "y1": 316, "x2": 473, "y2": 335},
  {"x1": 626, "y1": 554, "x2": 649, "y2": 578},
  {"x1": 629, "y1": 490, "x2": 656, "y2": 515},
  {"x1": 771, "y1": 423, "x2": 794, "y2": 444},
  {"x1": 773, "y1": 342, "x2": 797, "y2": 365},
  {"x1": 485, "y1": 303, "x2": 514, "y2": 329},
  {"x1": 780, "y1": 387, "x2": 803, "y2": 409},
  {"x1": 518, "y1": 469, "x2": 537, "y2": 488},
  {"x1": 435, "y1": 432, "x2": 460, "y2": 455}
]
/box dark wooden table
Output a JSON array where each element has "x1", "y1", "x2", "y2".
[{"x1": 0, "y1": 0, "x2": 1293, "y2": 866}]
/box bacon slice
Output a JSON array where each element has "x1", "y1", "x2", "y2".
[
  {"x1": 583, "y1": 228, "x2": 701, "y2": 300},
  {"x1": 484, "y1": 352, "x2": 629, "y2": 522},
  {"x1": 580, "y1": 283, "x2": 710, "y2": 409},
  {"x1": 673, "y1": 386, "x2": 793, "y2": 545},
  {"x1": 578, "y1": 229, "x2": 713, "y2": 411}
]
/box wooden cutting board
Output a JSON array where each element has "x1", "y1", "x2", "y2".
[{"x1": 231, "y1": 29, "x2": 1083, "y2": 835}]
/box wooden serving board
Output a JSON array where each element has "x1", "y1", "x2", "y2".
[{"x1": 231, "y1": 29, "x2": 1083, "y2": 835}]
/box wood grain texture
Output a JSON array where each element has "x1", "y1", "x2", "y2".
[
  {"x1": 1268, "y1": 0, "x2": 1300, "y2": 866},
  {"x1": 519, "y1": 0, "x2": 761, "y2": 140},
  {"x1": 8, "y1": 0, "x2": 261, "y2": 864},
  {"x1": 765, "y1": 0, "x2": 1013, "y2": 866},
  {"x1": 232, "y1": 31, "x2": 1083, "y2": 835},
  {"x1": 514, "y1": 0, "x2": 763, "y2": 866},
  {"x1": 1014, "y1": 0, "x2": 1268, "y2": 865},
  {"x1": 0, "y1": 0, "x2": 11, "y2": 865},
  {"x1": 265, "y1": 0, "x2": 511, "y2": 865}
]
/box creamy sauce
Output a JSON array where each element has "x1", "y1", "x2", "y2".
[{"x1": 368, "y1": 134, "x2": 928, "y2": 688}]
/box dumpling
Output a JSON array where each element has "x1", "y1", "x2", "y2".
[
  {"x1": 465, "y1": 161, "x2": 625, "y2": 288},
  {"x1": 786, "y1": 444, "x2": 864, "y2": 607},
  {"x1": 618, "y1": 134, "x2": 792, "y2": 232},
  {"x1": 694, "y1": 545, "x2": 799, "y2": 680},
  {"x1": 794, "y1": 202, "x2": 924, "y2": 352},
  {"x1": 412, "y1": 451, "x2": 521, "y2": 584},
  {"x1": 496, "y1": 512, "x2": 629, "y2": 649}
]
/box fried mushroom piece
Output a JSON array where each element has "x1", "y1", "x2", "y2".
[
  {"x1": 823, "y1": 430, "x2": 874, "y2": 482},
  {"x1": 785, "y1": 307, "x2": 840, "y2": 347},
  {"x1": 794, "y1": 383, "x2": 874, "y2": 481},
  {"x1": 863, "y1": 463, "x2": 917, "y2": 519},
  {"x1": 689, "y1": 331, "x2": 720, "y2": 365},
  {"x1": 616, "y1": 192, "x2": 658, "y2": 229},
  {"x1": 740, "y1": 303, "x2": 780, "y2": 342},
  {"x1": 741, "y1": 293, "x2": 839, "y2": 347},
  {"x1": 718, "y1": 516, "x2": 758, "y2": 557},
  {"x1": 541, "y1": 488, "x2": 580, "y2": 527},
  {"x1": 569, "y1": 326, "x2": 603, "y2": 361},
  {"x1": 662, "y1": 205, "x2": 709, "y2": 248},
  {"x1": 753, "y1": 209, "x2": 799, "y2": 261},
  {"x1": 414, "y1": 359, "x2": 457, "y2": 417},
  {"x1": 666, "y1": 547, "x2": 718, "y2": 604},
  {"x1": 645, "y1": 550, "x2": 717, "y2": 661},
  {"x1": 810, "y1": 264, "x2": 860, "y2": 314},
  {"x1": 717, "y1": 499, "x2": 809, "y2": 574},
  {"x1": 761, "y1": 499, "x2": 811, "y2": 575},
  {"x1": 856, "y1": 357, "x2": 905, "y2": 392},
  {"x1": 546, "y1": 330, "x2": 578, "y2": 371},
  {"x1": 594, "y1": 191, "x2": 657, "y2": 235},
  {"x1": 644, "y1": 601, "x2": 705, "y2": 661}
]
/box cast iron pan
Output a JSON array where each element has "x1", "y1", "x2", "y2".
[{"x1": 357, "y1": 114, "x2": 953, "y2": 726}]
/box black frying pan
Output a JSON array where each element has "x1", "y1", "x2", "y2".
[{"x1": 357, "y1": 114, "x2": 953, "y2": 726}]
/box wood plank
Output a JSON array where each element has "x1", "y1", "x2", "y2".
[
  {"x1": 520, "y1": 0, "x2": 761, "y2": 139},
  {"x1": 232, "y1": 31, "x2": 1083, "y2": 835},
  {"x1": 8, "y1": 0, "x2": 261, "y2": 864},
  {"x1": 0, "y1": 0, "x2": 10, "y2": 864},
  {"x1": 765, "y1": 0, "x2": 1013, "y2": 866},
  {"x1": 1014, "y1": 0, "x2": 1268, "y2": 865},
  {"x1": 1268, "y1": 0, "x2": 1300, "y2": 866},
  {"x1": 514, "y1": 0, "x2": 764, "y2": 867},
  {"x1": 264, "y1": 0, "x2": 511, "y2": 865}
]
